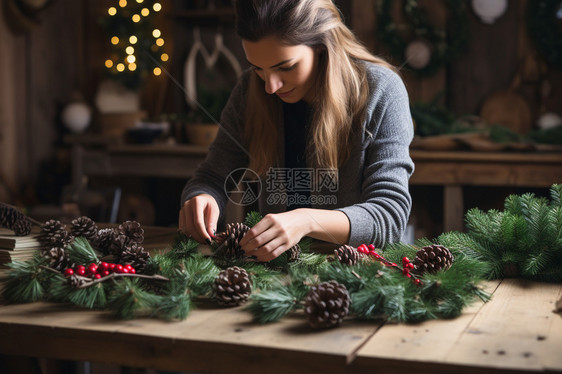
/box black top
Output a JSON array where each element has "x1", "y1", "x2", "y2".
[{"x1": 282, "y1": 100, "x2": 311, "y2": 210}]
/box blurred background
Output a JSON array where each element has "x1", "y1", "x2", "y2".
[{"x1": 0, "y1": 0, "x2": 561, "y2": 238}]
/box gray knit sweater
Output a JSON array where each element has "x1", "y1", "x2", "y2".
[{"x1": 181, "y1": 62, "x2": 414, "y2": 247}]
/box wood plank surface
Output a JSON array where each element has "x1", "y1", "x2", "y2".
[
  {"x1": 0, "y1": 300, "x2": 380, "y2": 373},
  {"x1": 353, "y1": 279, "x2": 562, "y2": 374},
  {"x1": 445, "y1": 279, "x2": 562, "y2": 372}
]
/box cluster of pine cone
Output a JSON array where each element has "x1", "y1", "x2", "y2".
[
  {"x1": 39, "y1": 216, "x2": 150, "y2": 273},
  {"x1": 0, "y1": 203, "x2": 32, "y2": 236},
  {"x1": 214, "y1": 222, "x2": 301, "y2": 261}
]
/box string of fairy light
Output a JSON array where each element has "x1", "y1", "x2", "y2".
[{"x1": 103, "y1": 0, "x2": 168, "y2": 88}]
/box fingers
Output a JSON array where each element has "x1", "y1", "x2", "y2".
[
  {"x1": 240, "y1": 213, "x2": 300, "y2": 262},
  {"x1": 178, "y1": 195, "x2": 219, "y2": 244}
]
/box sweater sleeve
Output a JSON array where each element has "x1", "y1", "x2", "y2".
[
  {"x1": 180, "y1": 72, "x2": 251, "y2": 222},
  {"x1": 337, "y1": 66, "x2": 414, "y2": 247}
]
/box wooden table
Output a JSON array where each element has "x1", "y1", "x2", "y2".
[
  {"x1": 65, "y1": 136, "x2": 562, "y2": 232},
  {"x1": 0, "y1": 228, "x2": 561, "y2": 374},
  {"x1": 409, "y1": 150, "x2": 562, "y2": 232}
]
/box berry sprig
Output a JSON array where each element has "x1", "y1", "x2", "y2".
[
  {"x1": 357, "y1": 244, "x2": 422, "y2": 285},
  {"x1": 63, "y1": 262, "x2": 137, "y2": 280}
]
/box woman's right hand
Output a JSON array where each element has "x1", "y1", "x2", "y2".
[{"x1": 178, "y1": 194, "x2": 220, "y2": 244}]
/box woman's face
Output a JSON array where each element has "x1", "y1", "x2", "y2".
[{"x1": 242, "y1": 37, "x2": 319, "y2": 103}]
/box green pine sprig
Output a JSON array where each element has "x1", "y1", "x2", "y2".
[
  {"x1": 67, "y1": 237, "x2": 100, "y2": 266},
  {"x1": 108, "y1": 278, "x2": 162, "y2": 320}
]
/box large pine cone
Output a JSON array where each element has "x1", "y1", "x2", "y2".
[
  {"x1": 0, "y1": 203, "x2": 32, "y2": 236},
  {"x1": 39, "y1": 219, "x2": 65, "y2": 244},
  {"x1": 287, "y1": 244, "x2": 301, "y2": 262},
  {"x1": 70, "y1": 216, "x2": 98, "y2": 242},
  {"x1": 42, "y1": 246, "x2": 69, "y2": 271},
  {"x1": 120, "y1": 243, "x2": 150, "y2": 272},
  {"x1": 118, "y1": 220, "x2": 144, "y2": 244},
  {"x1": 217, "y1": 223, "x2": 250, "y2": 259},
  {"x1": 334, "y1": 245, "x2": 362, "y2": 266},
  {"x1": 213, "y1": 266, "x2": 252, "y2": 306},
  {"x1": 93, "y1": 228, "x2": 117, "y2": 255},
  {"x1": 43, "y1": 228, "x2": 74, "y2": 248},
  {"x1": 304, "y1": 281, "x2": 350, "y2": 329},
  {"x1": 108, "y1": 233, "x2": 130, "y2": 257},
  {"x1": 413, "y1": 244, "x2": 454, "y2": 275}
]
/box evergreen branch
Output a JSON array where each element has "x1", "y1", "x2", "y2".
[
  {"x1": 245, "y1": 286, "x2": 300, "y2": 323},
  {"x1": 108, "y1": 278, "x2": 162, "y2": 320},
  {"x1": 550, "y1": 184, "x2": 562, "y2": 207},
  {"x1": 154, "y1": 288, "x2": 193, "y2": 320},
  {"x1": 169, "y1": 234, "x2": 200, "y2": 260},
  {"x1": 75, "y1": 272, "x2": 169, "y2": 289},
  {"x1": 68, "y1": 283, "x2": 108, "y2": 309},
  {"x1": 67, "y1": 237, "x2": 100, "y2": 265},
  {"x1": 244, "y1": 211, "x2": 263, "y2": 227}
]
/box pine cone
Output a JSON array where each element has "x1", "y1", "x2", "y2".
[
  {"x1": 118, "y1": 220, "x2": 144, "y2": 244},
  {"x1": 39, "y1": 219, "x2": 65, "y2": 244},
  {"x1": 70, "y1": 216, "x2": 98, "y2": 241},
  {"x1": 334, "y1": 245, "x2": 362, "y2": 266},
  {"x1": 213, "y1": 266, "x2": 252, "y2": 306},
  {"x1": 413, "y1": 244, "x2": 454, "y2": 275},
  {"x1": 108, "y1": 233, "x2": 130, "y2": 257},
  {"x1": 0, "y1": 203, "x2": 32, "y2": 236},
  {"x1": 42, "y1": 246, "x2": 69, "y2": 271},
  {"x1": 213, "y1": 230, "x2": 229, "y2": 246},
  {"x1": 304, "y1": 281, "x2": 350, "y2": 329},
  {"x1": 45, "y1": 230, "x2": 74, "y2": 248},
  {"x1": 287, "y1": 243, "x2": 301, "y2": 262},
  {"x1": 94, "y1": 228, "x2": 117, "y2": 255},
  {"x1": 120, "y1": 243, "x2": 150, "y2": 272},
  {"x1": 217, "y1": 223, "x2": 250, "y2": 259}
]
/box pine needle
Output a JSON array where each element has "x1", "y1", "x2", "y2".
[{"x1": 67, "y1": 237, "x2": 100, "y2": 265}]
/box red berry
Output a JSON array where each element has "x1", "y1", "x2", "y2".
[
  {"x1": 408, "y1": 263, "x2": 415, "y2": 269},
  {"x1": 64, "y1": 268, "x2": 74, "y2": 277},
  {"x1": 103, "y1": 270, "x2": 110, "y2": 276},
  {"x1": 109, "y1": 263, "x2": 116, "y2": 270},
  {"x1": 414, "y1": 279, "x2": 421, "y2": 285},
  {"x1": 402, "y1": 256, "x2": 410, "y2": 264},
  {"x1": 368, "y1": 244, "x2": 375, "y2": 251},
  {"x1": 124, "y1": 264, "x2": 133, "y2": 270},
  {"x1": 122, "y1": 268, "x2": 129, "y2": 274},
  {"x1": 76, "y1": 265, "x2": 85, "y2": 272},
  {"x1": 402, "y1": 268, "x2": 410, "y2": 275},
  {"x1": 100, "y1": 262, "x2": 109, "y2": 269},
  {"x1": 94, "y1": 274, "x2": 101, "y2": 279},
  {"x1": 76, "y1": 268, "x2": 86, "y2": 276},
  {"x1": 391, "y1": 263, "x2": 397, "y2": 267},
  {"x1": 406, "y1": 273, "x2": 412, "y2": 278},
  {"x1": 129, "y1": 268, "x2": 136, "y2": 274},
  {"x1": 115, "y1": 264, "x2": 124, "y2": 273}
]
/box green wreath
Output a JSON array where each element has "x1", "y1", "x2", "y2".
[
  {"x1": 376, "y1": 0, "x2": 469, "y2": 77},
  {"x1": 526, "y1": 0, "x2": 562, "y2": 69}
]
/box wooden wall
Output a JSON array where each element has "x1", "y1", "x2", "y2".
[
  {"x1": 0, "y1": 0, "x2": 93, "y2": 202},
  {"x1": 352, "y1": 0, "x2": 561, "y2": 124}
]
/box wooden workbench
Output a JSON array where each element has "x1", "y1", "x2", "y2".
[{"x1": 0, "y1": 228, "x2": 560, "y2": 374}]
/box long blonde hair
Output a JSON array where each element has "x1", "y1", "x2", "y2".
[{"x1": 235, "y1": 0, "x2": 396, "y2": 176}]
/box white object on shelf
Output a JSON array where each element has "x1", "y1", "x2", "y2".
[
  {"x1": 62, "y1": 101, "x2": 91, "y2": 134},
  {"x1": 471, "y1": 0, "x2": 508, "y2": 24},
  {"x1": 537, "y1": 112, "x2": 562, "y2": 130}
]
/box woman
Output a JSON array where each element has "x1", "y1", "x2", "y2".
[{"x1": 179, "y1": 0, "x2": 414, "y2": 262}]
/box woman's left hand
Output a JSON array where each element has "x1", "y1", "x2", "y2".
[{"x1": 239, "y1": 210, "x2": 308, "y2": 262}]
